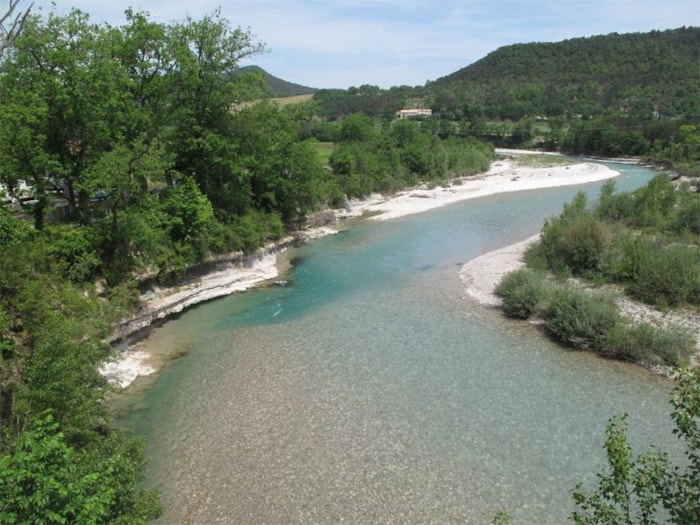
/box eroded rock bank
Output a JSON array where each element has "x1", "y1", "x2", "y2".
[{"x1": 103, "y1": 228, "x2": 337, "y2": 388}]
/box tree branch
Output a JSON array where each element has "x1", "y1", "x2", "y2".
[{"x1": 0, "y1": 0, "x2": 33, "y2": 58}]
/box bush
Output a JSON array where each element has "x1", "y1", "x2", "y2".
[
  {"x1": 46, "y1": 225, "x2": 101, "y2": 283},
  {"x1": 629, "y1": 174, "x2": 676, "y2": 229},
  {"x1": 540, "y1": 214, "x2": 612, "y2": 276},
  {"x1": 495, "y1": 269, "x2": 551, "y2": 319},
  {"x1": 604, "y1": 322, "x2": 695, "y2": 365},
  {"x1": 571, "y1": 369, "x2": 700, "y2": 524},
  {"x1": 673, "y1": 190, "x2": 700, "y2": 235},
  {"x1": 628, "y1": 243, "x2": 700, "y2": 307},
  {"x1": 545, "y1": 289, "x2": 621, "y2": 351}
]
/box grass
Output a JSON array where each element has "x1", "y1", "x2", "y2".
[
  {"x1": 270, "y1": 94, "x2": 314, "y2": 106},
  {"x1": 311, "y1": 141, "x2": 335, "y2": 167},
  {"x1": 512, "y1": 153, "x2": 577, "y2": 168}
]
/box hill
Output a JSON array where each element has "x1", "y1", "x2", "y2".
[
  {"x1": 428, "y1": 27, "x2": 700, "y2": 121},
  {"x1": 233, "y1": 65, "x2": 318, "y2": 97}
]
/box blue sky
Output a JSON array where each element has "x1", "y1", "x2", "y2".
[{"x1": 28, "y1": 0, "x2": 700, "y2": 89}]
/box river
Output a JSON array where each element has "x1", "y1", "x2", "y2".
[{"x1": 118, "y1": 162, "x2": 676, "y2": 524}]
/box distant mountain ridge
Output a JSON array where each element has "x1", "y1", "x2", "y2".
[
  {"x1": 429, "y1": 26, "x2": 700, "y2": 120},
  {"x1": 233, "y1": 65, "x2": 318, "y2": 97}
]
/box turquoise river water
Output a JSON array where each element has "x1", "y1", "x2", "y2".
[{"x1": 119, "y1": 163, "x2": 678, "y2": 524}]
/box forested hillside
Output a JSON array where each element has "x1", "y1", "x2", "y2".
[
  {"x1": 231, "y1": 65, "x2": 318, "y2": 97},
  {"x1": 430, "y1": 27, "x2": 699, "y2": 120},
  {"x1": 308, "y1": 28, "x2": 700, "y2": 171}
]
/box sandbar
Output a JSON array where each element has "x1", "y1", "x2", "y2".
[{"x1": 340, "y1": 156, "x2": 619, "y2": 221}]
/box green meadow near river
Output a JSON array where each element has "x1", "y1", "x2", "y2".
[{"x1": 117, "y1": 162, "x2": 682, "y2": 523}]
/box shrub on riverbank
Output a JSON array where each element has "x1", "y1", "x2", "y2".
[
  {"x1": 497, "y1": 175, "x2": 700, "y2": 366},
  {"x1": 545, "y1": 288, "x2": 621, "y2": 352},
  {"x1": 530, "y1": 178, "x2": 700, "y2": 309},
  {"x1": 625, "y1": 241, "x2": 700, "y2": 308},
  {"x1": 495, "y1": 273, "x2": 695, "y2": 366},
  {"x1": 605, "y1": 322, "x2": 695, "y2": 365},
  {"x1": 494, "y1": 269, "x2": 551, "y2": 319}
]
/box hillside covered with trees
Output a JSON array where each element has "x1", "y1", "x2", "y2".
[
  {"x1": 231, "y1": 65, "x2": 318, "y2": 97},
  {"x1": 431, "y1": 27, "x2": 699, "y2": 121}
]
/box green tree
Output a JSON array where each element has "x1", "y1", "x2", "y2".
[
  {"x1": 0, "y1": 91, "x2": 59, "y2": 230},
  {"x1": 339, "y1": 113, "x2": 377, "y2": 143},
  {"x1": 0, "y1": 412, "x2": 115, "y2": 524},
  {"x1": 571, "y1": 369, "x2": 700, "y2": 524},
  {"x1": 166, "y1": 9, "x2": 265, "y2": 210},
  {"x1": 0, "y1": 9, "x2": 132, "y2": 223},
  {"x1": 0, "y1": 411, "x2": 162, "y2": 524}
]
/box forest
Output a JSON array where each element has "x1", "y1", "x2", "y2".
[{"x1": 0, "y1": 3, "x2": 698, "y2": 522}]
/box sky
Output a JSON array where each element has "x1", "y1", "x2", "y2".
[{"x1": 25, "y1": 0, "x2": 700, "y2": 89}]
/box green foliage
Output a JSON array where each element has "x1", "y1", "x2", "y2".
[
  {"x1": 495, "y1": 269, "x2": 551, "y2": 319},
  {"x1": 604, "y1": 322, "x2": 695, "y2": 365},
  {"x1": 329, "y1": 114, "x2": 494, "y2": 198},
  {"x1": 571, "y1": 413, "x2": 669, "y2": 525},
  {"x1": 539, "y1": 192, "x2": 613, "y2": 276},
  {"x1": 159, "y1": 177, "x2": 215, "y2": 247},
  {"x1": 571, "y1": 368, "x2": 700, "y2": 524},
  {"x1": 228, "y1": 211, "x2": 286, "y2": 254},
  {"x1": 313, "y1": 84, "x2": 409, "y2": 120},
  {"x1": 545, "y1": 288, "x2": 621, "y2": 352},
  {"x1": 674, "y1": 191, "x2": 700, "y2": 235},
  {"x1": 537, "y1": 179, "x2": 700, "y2": 310},
  {"x1": 627, "y1": 242, "x2": 700, "y2": 308},
  {"x1": 230, "y1": 65, "x2": 316, "y2": 97},
  {"x1": 0, "y1": 206, "x2": 33, "y2": 246},
  {"x1": 0, "y1": 233, "x2": 163, "y2": 521},
  {"x1": 432, "y1": 27, "x2": 699, "y2": 121},
  {"x1": 0, "y1": 412, "x2": 162, "y2": 524},
  {"x1": 491, "y1": 510, "x2": 513, "y2": 525},
  {"x1": 339, "y1": 113, "x2": 378, "y2": 142},
  {"x1": 628, "y1": 175, "x2": 677, "y2": 229},
  {"x1": 517, "y1": 177, "x2": 699, "y2": 365},
  {"x1": 46, "y1": 225, "x2": 101, "y2": 283},
  {"x1": 0, "y1": 412, "x2": 115, "y2": 524},
  {"x1": 662, "y1": 369, "x2": 700, "y2": 523}
]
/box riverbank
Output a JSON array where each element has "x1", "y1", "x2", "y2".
[
  {"x1": 103, "y1": 154, "x2": 621, "y2": 388},
  {"x1": 459, "y1": 235, "x2": 539, "y2": 307},
  {"x1": 339, "y1": 156, "x2": 618, "y2": 221},
  {"x1": 459, "y1": 237, "x2": 700, "y2": 371}
]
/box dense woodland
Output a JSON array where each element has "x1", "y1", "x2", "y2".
[{"x1": 0, "y1": 4, "x2": 698, "y2": 522}]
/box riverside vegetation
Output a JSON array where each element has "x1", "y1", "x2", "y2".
[
  {"x1": 0, "y1": 3, "x2": 698, "y2": 522},
  {"x1": 495, "y1": 175, "x2": 699, "y2": 367}
]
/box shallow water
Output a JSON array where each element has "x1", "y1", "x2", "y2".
[{"x1": 120, "y1": 163, "x2": 677, "y2": 524}]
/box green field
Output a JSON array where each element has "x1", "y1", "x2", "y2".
[
  {"x1": 271, "y1": 93, "x2": 315, "y2": 106},
  {"x1": 311, "y1": 141, "x2": 335, "y2": 166}
]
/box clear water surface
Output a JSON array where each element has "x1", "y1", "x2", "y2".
[{"x1": 120, "y1": 163, "x2": 678, "y2": 524}]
